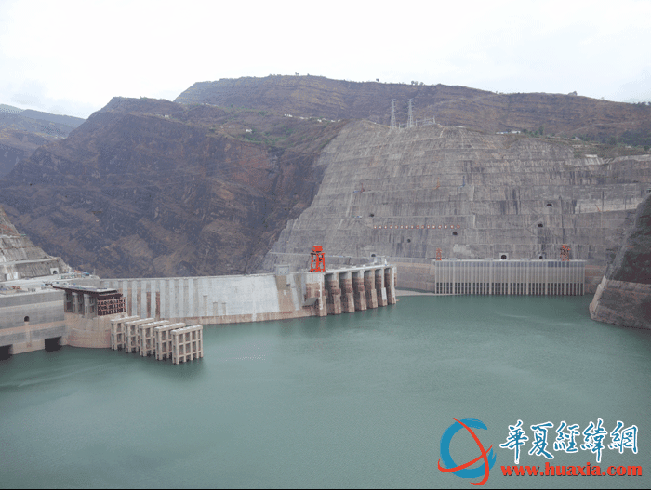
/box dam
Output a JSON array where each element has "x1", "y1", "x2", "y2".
[
  {"x1": 99, "y1": 264, "x2": 398, "y2": 325},
  {"x1": 0, "y1": 263, "x2": 397, "y2": 357}
]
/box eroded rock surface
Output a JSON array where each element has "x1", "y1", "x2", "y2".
[
  {"x1": 590, "y1": 194, "x2": 651, "y2": 329},
  {"x1": 0, "y1": 98, "x2": 344, "y2": 278}
]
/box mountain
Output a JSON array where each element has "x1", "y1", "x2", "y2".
[
  {"x1": 1, "y1": 76, "x2": 650, "y2": 281},
  {"x1": 0, "y1": 106, "x2": 85, "y2": 177},
  {"x1": 176, "y1": 75, "x2": 651, "y2": 147},
  {"x1": 0, "y1": 97, "x2": 344, "y2": 278}
]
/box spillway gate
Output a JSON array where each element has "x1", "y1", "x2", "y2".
[{"x1": 429, "y1": 259, "x2": 585, "y2": 296}]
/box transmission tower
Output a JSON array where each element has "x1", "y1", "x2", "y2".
[
  {"x1": 407, "y1": 99, "x2": 413, "y2": 128},
  {"x1": 391, "y1": 99, "x2": 396, "y2": 130}
]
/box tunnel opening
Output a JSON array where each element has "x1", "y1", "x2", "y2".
[
  {"x1": 546, "y1": 203, "x2": 553, "y2": 207},
  {"x1": 45, "y1": 337, "x2": 62, "y2": 352},
  {"x1": 452, "y1": 231, "x2": 458, "y2": 236},
  {"x1": 406, "y1": 238, "x2": 411, "y2": 243},
  {"x1": 538, "y1": 223, "x2": 544, "y2": 228},
  {"x1": 500, "y1": 254, "x2": 509, "y2": 260},
  {"x1": 0, "y1": 345, "x2": 12, "y2": 361},
  {"x1": 24, "y1": 316, "x2": 30, "y2": 322}
]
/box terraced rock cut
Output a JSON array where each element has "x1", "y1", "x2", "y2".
[{"x1": 262, "y1": 121, "x2": 651, "y2": 293}]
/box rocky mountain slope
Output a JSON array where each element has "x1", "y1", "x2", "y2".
[
  {"x1": 590, "y1": 194, "x2": 651, "y2": 328},
  {"x1": 177, "y1": 75, "x2": 651, "y2": 147},
  {"x1": 0, "y1": 105, "x2": 85, "y2": 177},
  {"x1": 0, "y1": 97, "x2": 345, "y2": 278}
]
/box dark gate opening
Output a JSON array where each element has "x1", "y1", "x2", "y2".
[
  {"x1": 0, "y1": 345, "x2": 12, "y2": 361},
  {"x1": 45, "y1": 337, "x2": 62, "y2": 352}
]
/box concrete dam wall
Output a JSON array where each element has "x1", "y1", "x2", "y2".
[
  {"x1": 100, "y1": 265, "x2": 397, "y2": 326},
  {"x1": 1, "y1": 265, "x2": 397, "y2": 357},
  {"x1": 262, "y1": 121, "x2": 651, "y2": 292}
]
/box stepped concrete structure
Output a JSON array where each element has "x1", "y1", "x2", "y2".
[
  {"x1": 0, "y1": 206, "x2": 71, "y2": 281},
  {"x1": 262, "y1": 121, "x2": 651, "y2": 293}
]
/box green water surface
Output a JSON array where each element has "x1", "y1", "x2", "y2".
[{"x1": 1, "y1": 296, "x2": 649, "y2": 488}]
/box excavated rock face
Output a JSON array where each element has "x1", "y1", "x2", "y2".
[
  {"x1": 262, "y1": 121, "x2": 651, "y2": 275},
  {"x1": 0, "y1": 98, "x2": 346, "y2": 278},
  {"x1": 606, "y1": 194, "x2": 651, "y2": 285},
  {"x1": 0, "y1": 206, "x2": 71, "y2": 280},
  {"x1": 590, "y1": 194, "x2": 651, "y2": 329},
  {"x1": 177, "y1": 75, "x2": 651, "y2": 145}
]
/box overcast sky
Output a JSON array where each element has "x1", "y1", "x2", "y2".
[{"x1": 1, "y1": 0, "x2": 650, "y2": 119}]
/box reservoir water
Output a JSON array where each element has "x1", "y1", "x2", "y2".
[{"x1": 1, "y1": 295, "x2": 650, "y2": 488}]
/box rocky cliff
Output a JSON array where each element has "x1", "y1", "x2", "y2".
[
  {"x1": 262, "y1": 121, "x2": 651, "y2": 290},
  {"x1": 0, "y1": 98, "x2": 345, "y2": 278},
  {"x1": 0, "y1": 107, "x2": 85, "y2": 178},
  {"x1": 177, "y1": 75, "x2": 651, "y2": 147},
  {"x1": 590, "y1": 194, "x2": 651, "y2": 328}
]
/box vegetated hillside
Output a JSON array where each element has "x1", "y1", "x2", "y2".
[
  {"x1": 177, "y1": 75, "x2": 651, "y2": 148},
  {"x1": 0, "y1": 97, "x2": 346, "y2": 278},
  {"x1": 0, "y1": 106, "x2": 85, "y2": 177}
]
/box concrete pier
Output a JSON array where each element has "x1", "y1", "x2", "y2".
[
  {"x1": 171, "y1": 325, "x2": 204, "y2": 365},
  {"x1": 325, "y1": 273, "x2": 342, "y2": 315},
  {"x1": 352, "y1": 271, "x2": 366, "y2": 311},
  {"x1": 384, "y1": 268, "x2": 397, "y2": 304},
  {"x1": 339, "y1": 271, "x2": 355, "y2": 313},
  {"x1": 124, "y1": 318, "x2": 154, "y2": 353},
  {"x1": 364, "y1": 271, "x2": 378, "y2": 309},
  {"x1": 154, "y1": 323, "x2": 186, "y2": 361},
  {"x1": 110, "y1": 315, "x2": 139, "y2": 351},
  {"x1": 139, "y1": 320, "x2": 169, "y2": 357},
  {"x1": 375, "y1": 269, "x2": 387, "y2": 307}
]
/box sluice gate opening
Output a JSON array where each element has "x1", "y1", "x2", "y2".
[
  {"x1": 0, "y1": 344, "x2": 12, "y2": 361},
  {"x1": 44, "y1": 337, "x2": 61, "y2": 352},
  {"x1": 430, "y1": 259, "x2": 585, "y2": 296}
]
